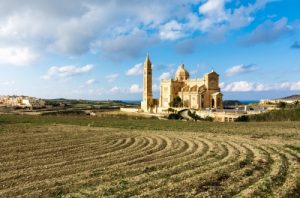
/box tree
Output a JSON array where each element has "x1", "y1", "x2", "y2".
[
  {"x1": 277, "y1": 101, "x2": 287, "y2": 109},
  {"x1": 294, "y1": 100, "x2": 299, "y2": 108},
  {"x1": 172, "y1": 96, "x2": 182, "y2": 108}
]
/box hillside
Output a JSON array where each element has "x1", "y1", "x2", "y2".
[{"x1": 277, "y1": 95, "x2": 300, "y2": 101}]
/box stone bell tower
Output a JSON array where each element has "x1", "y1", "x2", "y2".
[{"x1": 141, "y1": 54, "x2": 153, "y2": 112}]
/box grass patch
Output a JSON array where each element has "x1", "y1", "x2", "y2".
[{"x1": 0, "y1": 114, "x2": 300, "y2": 139}]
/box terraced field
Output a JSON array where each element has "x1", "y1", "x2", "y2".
[{"x1": 0, "y1": 122, "x2": 300, "y2": 197}]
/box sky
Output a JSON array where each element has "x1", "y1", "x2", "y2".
[{"x1": 0, "y1": 0, "x2": 299, "y2": 100}]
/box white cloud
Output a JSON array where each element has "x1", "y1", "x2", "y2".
[
  {"x1": 106, "y1": 73, "x2": 119, "y2": 83},
  {"x1": 222, "y1": 81, "x2": 254, "y2": 92},
  {"x1": 159, "y1": 20, "x2": 185, "y2": 40},
  {"x1": 0, "y1": 0, "x2": 277, "y2": 62},
  {"x1": 126, "y1": 63, "x2": 143, "y2": 75},
  {"x1": 99, "y1": 30, "x2": 157, "y2": 61},
  {"x1": 195, "y1": 0, "x2": 230, "y2": 32},
  {"x1": 0, "y1": 80, "x2": 15, "y2": 85},
  {"x1": 185, "y1": 0, "x2": 270, "y2": 34},
  {"x1": 129, "y1": 84, "x2": 143, "y2": 93},
  {"x1": 219, "y1": 82, "x2": 225, "y2": 89},
  {"x1": 110, "y1": 84, "x2": 144, "y2": 94},
  {"x1": 110, "y1": 86, "x2": 120, "y2": 93},
  {"x1": 0, "y1": 47, "x2": 37, "y2": 66},
  {"x1": 0, "y1": 1, "x2": 175, "y2": 60},
  {"x1": 85, "y1": 79, "x2": 97, "y2": 85},
  {"x1": 41, "y1": 64, "x2": 94, "y2": 80},
  {"x1": 226, "y1": 64, "x2": 257, "y2": 77},
  {"x1": 199, "y1": 0, "x2": 227, "y2": 23},
  {"x1": 291, "y1": 82, "x2": 300, "y2": 90},
  {"x1": 159, "y1": 72, "x2": 172, "y2": 80},
  {"x1": 221, "y1": 81, "x2": 300, "y2": 92}
]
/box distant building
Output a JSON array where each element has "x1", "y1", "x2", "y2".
[{"x1": 141, "y1": 54, "x2": 223, "y2": 112}]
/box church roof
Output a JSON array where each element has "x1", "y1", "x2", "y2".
[
  {"x1": 206, "y1": 69, "x2": 219, "y2": 76},
  {"x1": 175, "y1": 64, "x2": 189, "y2": 80}
]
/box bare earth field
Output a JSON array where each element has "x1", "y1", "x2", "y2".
[{"x1": 0, "y1": 115, "x2": 300, "y2": 197}]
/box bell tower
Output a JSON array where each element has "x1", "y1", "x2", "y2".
[{"x1": 141, "y1": 54, "x2": 153, "y2": 112}]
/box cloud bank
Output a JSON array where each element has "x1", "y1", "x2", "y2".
[
  {"x1": 226, "y1": 64, "x2": 257, "y2": 77},
  {"x1": 0, "y1": 0, "x2": 283, "y2": 65},
  {"x1": 41, "y1": 64, "x2": 94, "y2": 80},
  {"x1": 221, "y1": 81, "x2": 300, "y2": 92}
]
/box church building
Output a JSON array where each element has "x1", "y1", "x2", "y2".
[{"x1": 141, "y1": 54, "x2": 223, "y2": 112}]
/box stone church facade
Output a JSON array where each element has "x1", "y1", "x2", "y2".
[{"x1": 141, "y1": 55, "x2": 223, "y2": 112}]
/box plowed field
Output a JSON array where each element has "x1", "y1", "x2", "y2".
[{"x1": 0, "y1": 120, "x2": 300, "y2": 197}]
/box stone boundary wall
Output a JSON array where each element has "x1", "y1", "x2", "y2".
[{"x1": 120, "y1": 108, "x2": 139, "y2": 113}]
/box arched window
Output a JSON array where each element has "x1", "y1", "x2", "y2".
[{"x1": 211, "y1": 99, "x2": 215, "y2": 108}]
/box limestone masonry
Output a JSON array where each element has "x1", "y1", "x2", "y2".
[{"x1": 141, "y1": 55, "x2": 223, "y2": 112}]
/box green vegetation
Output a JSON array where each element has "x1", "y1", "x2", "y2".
[
  {"x1": 169, "y1": 96, "x2": 183, "y2": 108},
  {"x1": 275, "y1": 101, "x2": 300, "y2": 109},
  {"x1": 235, "y1": 115, "x2": 250, "y2": 122},
  {"x1": 0, "y1": 114, "x2": 300, "y2": 139},
  {"x1": 188, "y1": 110, "x2": 213, "y2": 122},
  {"x1": 167, "y1": 113, "x2": 183, "y2": 120},
  {"x1": 188, "y1": 110, "x2": 201, "y2": 121},
  {"x1": 236, "y1": 102, "x2": 300, "y2": 122},
  {"x1": 246, "y1": 109, "x2": 300, "y2": 122},
  {"x1": 277, "y1": 101, "x2": 287, "y2": 109}
]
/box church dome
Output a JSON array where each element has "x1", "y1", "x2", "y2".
[{"x1": 175, "y1": 64, "x2": 189, "y2": 81}]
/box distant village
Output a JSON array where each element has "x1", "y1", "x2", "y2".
[{"x1": 0, "y1": 96, "x2": 46, "y2": 109}]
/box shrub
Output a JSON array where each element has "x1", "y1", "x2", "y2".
[
  {"x1": 188, "y1": 110, "x2": 201, "y2": 121},
  {"x1": 203, "y1": 116, "x2": 214, "y2": 122},
  {"x1": 235, "y1": 115, "x2": 250, "y2": 122},
  {"x1": 247, "y1": 109, "x2": 300, "y2": 122},
  {"x1": 188, "y1": 110, "x2": 213, "y2": 122},
  {"x1": 168, "y1": 113, "x2": 183, "y2": 120},
  {"x1": 171, "y1": 96, "x2": 182, "y2": 108},
  {"x1": 277, "y1": 102, "x2": 287, "y2": 109},
  {"x1": 167, "y1": 108, "x2": 175, "y2": 113}
]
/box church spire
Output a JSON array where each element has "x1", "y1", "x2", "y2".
[
  {"x1": 145, "y1": 53, "x2": 151, "y2": 66},
  {"x1": 141, "y1": 53, "x2": 153, "y2": 112}
]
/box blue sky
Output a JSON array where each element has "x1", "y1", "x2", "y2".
[{"x1": 0, "y1": 0, "x2": 299, "y2": 100}]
